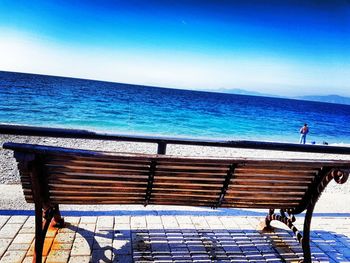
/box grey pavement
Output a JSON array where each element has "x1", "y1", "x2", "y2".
[
  {"x1": 0, "y1": 214, "x2": 350, "y2": 262},
  {"x1": 0, "y1": 185, "x2": 349, "y2": 262}
]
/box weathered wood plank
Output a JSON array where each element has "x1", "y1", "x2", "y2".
[
  {"x1": 233, "y1": 174, "x2": 315, "y2": 181},
  {"x1": 235, "y1": 169, "x2": 318, "y2": 175},
  {"x1": 227, "y1": 190, "x2": 305, "y2": 196},
  {"x1": 48, "y1": 172, "x2": 149, "y2": 179},
  {"x1": 229, "y1": 184, "x2": 308, "y2": 190},
  {"x1": 48, "y1": 177, "x2": 149, "y2": 185},
  {"x1": 47, "y1": 170, "x2": 151, "y2": 177},
  {"x1": 45, "y1": 164, "x2": 152, "y2": 171}
]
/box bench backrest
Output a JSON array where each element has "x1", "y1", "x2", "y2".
[{"x1": 4, "y1": 142, "x2": 350, "y2": 212}]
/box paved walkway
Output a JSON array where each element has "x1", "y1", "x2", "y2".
[{"x1": 0, "y1": 213, "x2": 349, "y2": 263}]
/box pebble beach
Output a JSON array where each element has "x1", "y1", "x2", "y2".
[{"x1": 1, "y1": 134, "x2": 350, "y2": 189}]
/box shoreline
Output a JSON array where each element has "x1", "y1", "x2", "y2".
[{"x1": 2, "y1": 122, "x2": 350, "y2": 146}]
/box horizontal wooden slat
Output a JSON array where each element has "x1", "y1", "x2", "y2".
[
  {"x1": 20, "y1": 181, "x2": 32, "y2": 187},
  {"x1": 155, "y1": 173, "x2": 225, "y2": 181},
  {"x1": 222, "y1": 200, "x2": 300, "y2": 206},
  {"x1": 224, "y1": 196, "x2": 302, "y2": 201},
  {"x1": 49, "y1": 184, "x2": 146, "y2": 191},
  {"x1": 150, "y1": 192, "x2": 217, "y2": 198},
  {"x1": 153, "y1": 181, "x2": 222, "y2": 187},
  {"x1": 152, "y1": 188, "x2": 220, "y2": 194},
  {"x1": 237, "y1": 163, "x2": 323, "y2": 169},
  {"x1": 222, "y1": 203, "x2": 298, "y2": 209},
  {"x1": 156, "y1": 166, "x2": 228, "y2": 172},
  {"x1": 49, "y1": 170, "x2": 148, "y2": 177},
  {"x1": 24, "y1": 197, "x2": 34, "y2": 203},
  {"x1": 153, "y1": 175, "x2": 225, "y2": 181},
  {"x1": 47, "y1": 155, "x2": 154, "y2": 163},
  {"x1": 149, "y1": 198, "x2": 214, "y2": 207},
  {"x1": 233, "y1": 174, "x2": 315, "y2": 181},
  {"x1": 153, "y1": 172, "x2": 226, "y2": 178},
  {"x1": 148, "y1": 201, "x2": 213, "y2": 207},
  {"x1": 48, "y1": 178, "x2": 149, "y2": 185},
  {"x1": 45, "y1": 164, "x2": 151, "y2": 172},
  {"x1": 156, "y1": 160, "x2": 233, "y2": 167},
  {"x1": 226, "y1": 190, "x2": 305, "y2": 196},
  {"x1": 49, "y1": 190, "x2": 145, "y2": 196},
  {"x1": 157, "y1": 161, "x2": 228, "y2": 168},
  {"x1": 48, "y1": 186, "x2": 219, "y2": 196},
  {"x1": 235, "y1": 168, "x2": 319, "y2": 174},
  {"x1": 50, "y1": 200, "x2": 143, "y2": 205},
  {"x1": 47, "y1": 158, "x2": 152, "y2": 165},
  {"x1": 46, "y1": 166, "x2": 229, "y2": 178},
  {"x1": 48, "y1": 172, "x2": 149, "y2": 180},
  {"x1": 231, "y1": 179, "x2": 311, "y2": 186},
  {"x1": 152, "y1": 184, "x2": 221, "y2": 191},
  {"x1": 50, "y1": 196, "x2": 143, "y2": 201},
  {"x1": 229, "y1": 185, "x2": 308, "y2": 190}
]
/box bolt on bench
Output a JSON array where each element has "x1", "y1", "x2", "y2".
[{"x1": 1, "y1": 125, "x2": 350, "y2": 263}]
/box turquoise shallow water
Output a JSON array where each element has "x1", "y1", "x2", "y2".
[{"x1": 1, "y1": 71, "x2": 350, "y2": 144}]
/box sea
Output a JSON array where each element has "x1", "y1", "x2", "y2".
[{"x1": 1, "y1": 71, "x2": 350, "y2": 145}]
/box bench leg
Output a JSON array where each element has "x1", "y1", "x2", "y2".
[
  {"x1": 262, "y1": 208, "x2": 310, "y2": 262},
  {"x1": 300, "y1": 203, "x2": 315, "y2": 263},
  {"x1": 258, "y1": 209, "x2": 274, "y2": 231},
  {"x1": 33, "y1": 204, "x2": 64, "y2": 263},
  {"x1": 52, "y1": 204, "x2": 65, "y2": 228},
  {"x1": 33, "y1": 202, "x2": 46, "y2": 263}
]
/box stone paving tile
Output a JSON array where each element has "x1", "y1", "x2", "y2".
[
  {"x1": 70, "y1": 237, "x2": 94, "y2": 256},
  {"x1": 0, "y1": 223, "x2": 22, "y2": 239},
  {"x1": 21, "y1": 256, "x2": 34, "y2": 263},
  {"x1": 63, "y1": 217, "x2": 80, "y2": 225},
  {"x1": 6, "y1": 243, "x2": 31, "y2": 252},
  {"x1": 79, "y1": 216, "x2": 97, "y2": 224},
  {"x1": 12, "y1": 234, "x2": 34, "y2": 245},
  {"x1": 114, "y1": 216, "x2": 130, "y2": 225},
  {"x1": 0, "y1": 250, "x2": 27, "y2": 263},
  {"x1": 97, "y1": 216, "x2": 114, "y2": 229},
  {"x1": 26, "y1": 236, "x2": 54, "y2": 257},
  {"x1": 6, "y1": 216, "x2": 28, "y2": 225},
  {"x1": 130, "y1": 217, "x2": 147, "y2": 229},
  {"x1": 18, "y1": 227, "x2": 35, "y2": 235},
  {"x1": 51, "y1": 242, "x2": 73, "y2": 251},
  {"x1": 46, "y1": 249, "x2": 70, "y2": 263},
  {"x1": 0, "y1": 216, "x2": 9, "y2": 230},
  {"x1": 0, "y1": 240, "x2": 11, "y2": 258},
  {"x1": 68, "y1": 255, "x2": 90, "y2": 263}
]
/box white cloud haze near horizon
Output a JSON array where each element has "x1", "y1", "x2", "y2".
[{"x1": 1, "y1": 31, "x2": 350, "y2": 97}]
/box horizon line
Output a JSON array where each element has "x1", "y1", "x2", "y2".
[{"x1": 1, "y1": 70, "x2": 349, "y2": 102}]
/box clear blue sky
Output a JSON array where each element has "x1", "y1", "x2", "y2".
[{"x1": 0, "y1": 0, "x2": 349, "y2": 96}]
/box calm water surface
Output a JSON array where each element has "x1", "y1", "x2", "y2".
[{"x1": 1, "y1": 71, "x2": 350, "y2": 144}]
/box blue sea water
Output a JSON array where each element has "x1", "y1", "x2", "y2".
[{"x1": 1, "y1": 71, "x2": 350, "y2": 144}]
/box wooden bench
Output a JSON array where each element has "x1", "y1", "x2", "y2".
[{"x1": 3, "y1": 142, "x2": 350, "y2": 263}]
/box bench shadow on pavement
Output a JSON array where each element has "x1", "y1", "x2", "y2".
[{"x1": 63, "y1": 221, "x2": 350, "y2": 262}]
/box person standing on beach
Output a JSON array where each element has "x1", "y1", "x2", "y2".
[{"x1": 299, "y1": 123, "x2": 309, "y2": 144}]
